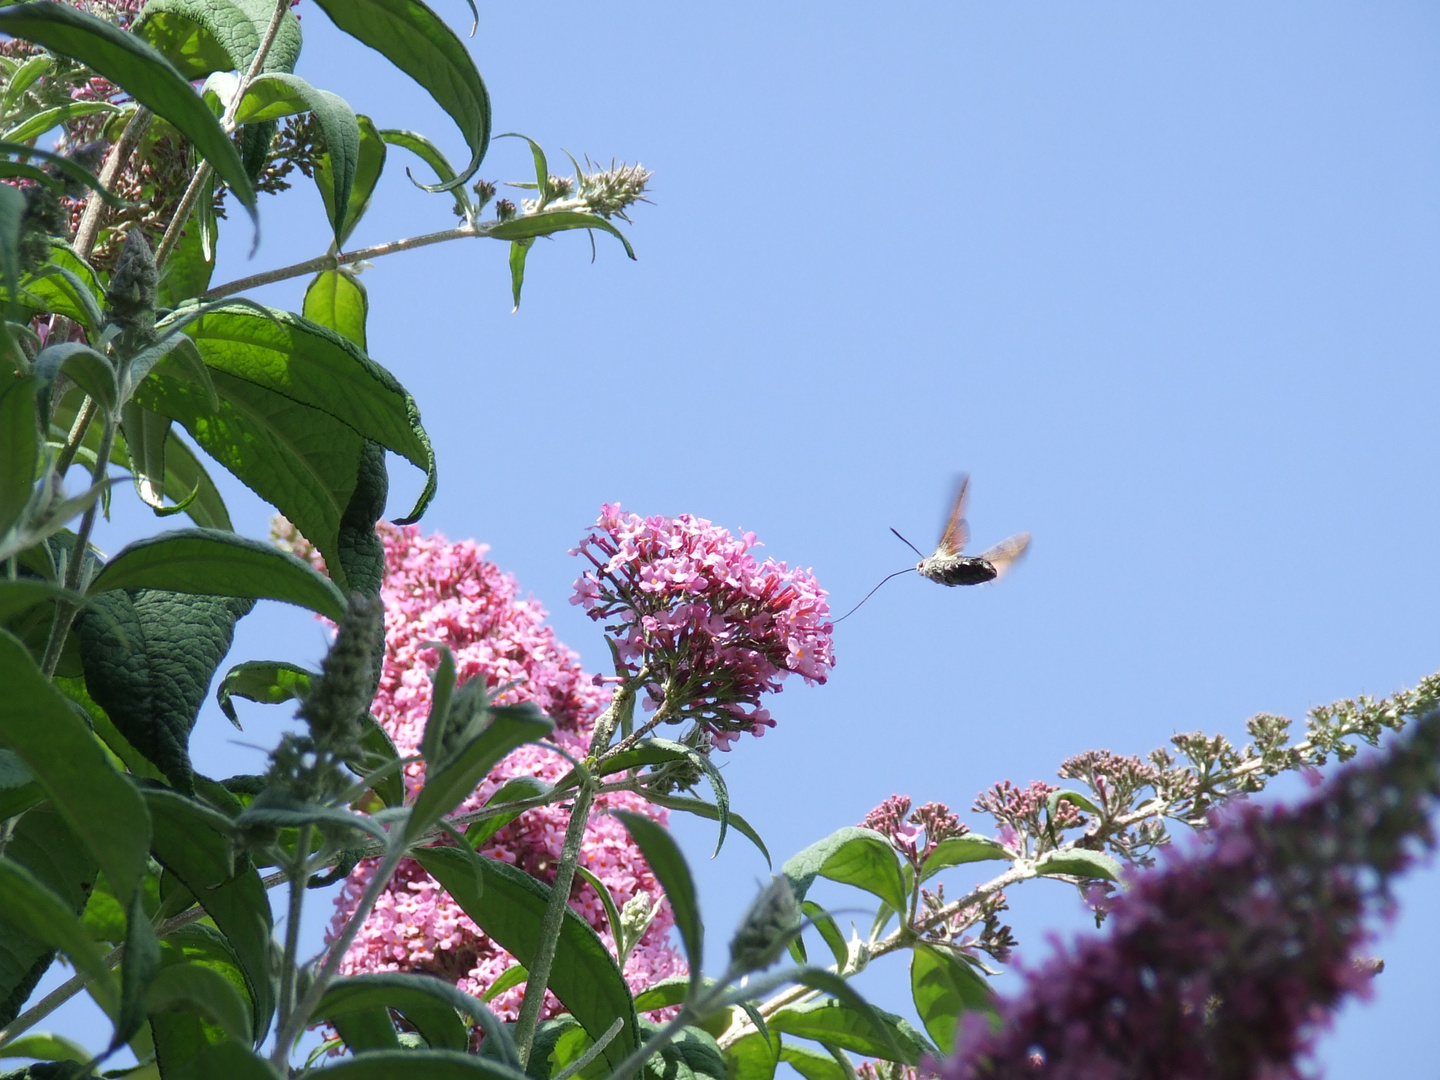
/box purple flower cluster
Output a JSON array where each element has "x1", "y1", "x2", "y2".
[
  {"x1": 322, "y1": 523, "x2": 686, "y2": 1023},
  {"x1": 570, "y1": 504, "x2": 834, "y2": 748},
  {"x1": 943, "y1": 711, "x2": 1440, "y2": 1080}
]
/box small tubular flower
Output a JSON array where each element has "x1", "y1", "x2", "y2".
[{"x1": 570, "y1": 503, "x2": 835, "y2": 747}]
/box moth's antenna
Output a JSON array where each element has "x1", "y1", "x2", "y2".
[
  {"x1": 833, "y1": 567, "x2": 917, "y2": 624},
  {"x1": 890, "y1": 527, "x2": 926, "y2": 559}
]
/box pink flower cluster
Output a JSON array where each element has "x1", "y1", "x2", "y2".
[
  {"x1": 862, "y1": 795, "x2": 969, "y2": 870},
  {"x1": 570, "y1": 504, "x2": 835, "y2": 748},
  {"x1": 326, "y1": 523, "x2": 686, "y2": 1021},
  {"x1": 943, "y1": 709, "x2": 1440, "y2": 1080}
]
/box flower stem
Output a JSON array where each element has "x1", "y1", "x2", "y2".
[
  {"x1": 272, "y1": 831, "x2": 407, "y2": 1068},
  {"x1": 73, "y1": 106, "x2": 152, "y2": 258},
  {"x1": 275, "y1": 824, "x2": 314, "y2": 1043},
  {"x1": 155, "y1": 0, "x2": 291, "y2": 268},
  {"x1": 0, "y1": 945, "x2": 123, "y2": 1048},
  {"x1": 40, "y1": 411, "x2": 116, "y2": 677},
  {"x1": 514, "y1": 775, "x2": 596, "y2": 1067}
]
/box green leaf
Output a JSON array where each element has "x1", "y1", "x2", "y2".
[
  {"x1": 465, "y1": 775, "x2": 550, "y2": 848},
  {"x1": 145, "y1": 959, "x2": 254, "y2": 1046},
  {"x1": 767, "y1": 998, "x2": 923, "y2": 1066},
  {"x1": 145, "y1": 788, "x2": 274, "y2": 1040},
  {"x1": 113, "y1": 888, "x2": 162, "y2": 1048},
  {"x1": 722, "y1": 1029, "x2": 780, "y2": 1080},
  {"x1": 313, "y1": 1049, "x2": 529, "y2": 1080},
  {"x1": 132, "y1": 304, "x2": 437, "y2": 583},
  {"x1": 119, "y1": 402, "x2": 182, "y2": 515},
  {"x1": 215, "y1": 659, "x2": 313, "y2": 727},
  {"x1": 0, "y1": 2, "x2": 256, "y2": 217},
  {"x1": 508, "y1": 238, "x2": 532, "y2": 312},
  {"x1": 0, "y1": 375, "x2": 41, "y2": 537},
  {"x1": 909, "y1": 944, "x2": 995, "y2": 1056},
  {"x1": 1035, "y1": 848, "x2": 1122, "y2": 882},
  {"x1": 89, "y1": 528, "x2": 347, "y2": 620},
  {"x1": 3, "y1": 100, "x2": 119, "y2": 144},
  {"x1": 0, "y1": 178, "x2": 24, "y2": 316},
  {"x1": 489, "y1": 211, "x2": 635, "y2": 259},
  {"x1": 157, "y1": 175, "x2": 218, "y2": 309},
  {"x1": 0, "y1": 1033, "x2": 90, "y2": 1062},
  {"x1": 303, "y1": 269, "x2": 369, "y2": 351},
  {"x1": 611, "y1": 810, "x2": 703, "y2": 998},
  {"x1": 148, "y1": 922, "x2": 256, "y2": 1072},
  {"x1": 638, "y1": 791, "x2": 770, "y2": 867},
  {"x1": 412, "y1": 847, "x2": 639, "y2": 1070},
  {"x1": 420, "y1": 642, "x2": 458, "y2": 770},
  {"x1": 481, "y1": 963, "x2": 527, "y2": 1004},
  {"x1": 336, "y1": 436, "x2": 388, "y2": 598},
  {"x1": 0, "y1": 628, "x2": 151, "y2": 905},
  {"x1": 234, "y1": 793, "x2": 386, "y2": 844},
  {"x1": 0, "y1": 855, "x2": 119, "y2": 1015},
  {"x1": 315, "y1": 973, "x2": 511, "y2": 1057},
  {"x1": 24, "y1": 264, "x2": 107, "y2": 336},
  {"x1": 0, "y1": 747, "x2": 41, "y2": 822},
  {"x1": 349, "y1": 712, "x2": 403, "y2": 807},
  {"x1": 800, "y1": 901, "x2": 848, "y2": 970},
  {"x1": 599, "y1": 739, "x2": 732, "y2": 856},
  {"x1": 73, "y1": 586, "x2": 253, "y2": 794},
  {"x1": 919, "y1": 835, "x2": 1012, "y2": 882},
  {"x1": 642, "y1": 1020, "x2": 726, "y2": 1080},
  {"x1": 35, "y1": 342, "x2": 117, "y2": 416},
  {"x1": 378, "y1": 127, "x2": 469, "y2": 217},
  {"x1": 407, "y1": 703, "x2": 554, "y2": 841},
  {"x1": 135, "y1": 0, "x2": 302, "y2": 78},
  {"x1": 233, "y1": 72, "x2": 359, "y2": 246},
  {"x1": 309, "y1": 0, "x2": 490, "y2": 190},
  {"x1": 315, "y1": 114, "x2": 386, "y2": 248},
  {"x1": 0, "y1": 144, "x2": 128, "y2": 210},
  {"x1": 782, "y1": 828, "x2": 908, "y2": 916},
  {"x1": 0, "y1": 806, "x2": 99, "y2": 1028},
  {"x1": 779, "y1": 1044, "x2": 851, "y2": 1080},
  {"x1": 160, "y1": 1037, "x2": 282, "y2": 1080}
]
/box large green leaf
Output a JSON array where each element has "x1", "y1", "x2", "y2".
[
  {"x1": 0, "y1": 856, "x2": 118, "y2": 1016},
  {"x1": 778, "y1": 1044, "x2": 851, "y2": 1080},
  {"x1": 413, "y1": 847, "x2": 639, "y2": 1071},
  {"x1": 89, "y1": 529, "x2": 346, "y2": 619},
  {"x1": 316, "y1": 1049, "x2": 528, "y2": 1080},
  {"x1": 489, "y1": 211, "x2": 635, "y2": 259},
  {"x1": 0, "y1": 629, "x2": 152, "y2": 905},
  {"x1": 406, "y1": 704, "x2": 553, "y2": 842},
  {"x1": 612, "y1": 811, "x2": 703, "y2": 999},
  {"x1": 909, "y1": 944, "x2": 995, "y2": 1056},
  {"x1": 0, "y1": 806, "x2": 99, "y2": 1028},
  {"x1": 1034, "y1": 848, "x2": 1121, "y2": 882},
  {"x1": 379, "y1": 128, "x2": 469, "y2": 217},
  {"x1": 781, "y1": 827, "x2": 908, "y2": 916},
  {"x1": 309, "y1": 0, "x2": 490, "y2": 189},
  {"x1": 314, "y1": 973, "x2": 511, "y2": 1056},
  {"x1": 0, "y1": 3, "x2": 256, "y2": 216},
  {"x1": 135, "y1": 0, "x2": 302, "y2": 78},
  {"x1": 599, "y1": 739, "x2": 731, "y2": 856},
  {"x1": 918, "y1": 835, "x2": 1012, "y2": 882},
  {"x1": 233, "y1": 73, "x2": 359, "y2": 246},
  {"x1": 146, "y1": 958, "x2": 253, "y2": 1046},
  {"x1": 643, "y1": 1020, "x2": 727, "y2": 1080},
  {"x1": 0, "y1": 183, "x2": 22, "y2": 317},
  {"x1": 767, "y1": 999, "x2": 927, "y2": 1065},
  {"x1": 145, "y1": 788, "x2": 274, "y2": 1040},
  {"x1": 0, "y1": 375, "x2": 41, "y2": 538},
  {"x1": 113, "y1": 888, "x2": 162, "y2": 1049},
  {"x1": 315, "y1": 114, "x2": 386, "y2": 249},
  {"x1": 722, "y1": 1029, "x2": 780, "y2": 1080},
  {"x1": 75, "y1": 588, "x2": 253, "y2": 794},
  {"x1": 303, "y1": 269, "x2": 369, "y2": 351}
]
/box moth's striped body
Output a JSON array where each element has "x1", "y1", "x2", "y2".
[{"x1": 916, "y1": 475, "x2": 1030, "y2": 587}]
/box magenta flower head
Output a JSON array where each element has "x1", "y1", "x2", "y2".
[{"x1": 570, "y1": 504, "x2": 835, "y2": 749}]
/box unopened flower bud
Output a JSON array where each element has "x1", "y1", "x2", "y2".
[
  {"x1": 729, "y1": 876, "x2": 800, "y2": 975},
  {"x1": 105, "y1": 228, "x2": 159, "y2": 333},
  {"x1": 620, "y1": 890, "x2": 654, "y2": 940},
  {"x1": 300, "y1": 592, "x2": 384, "y2": 751},
  {"x1": 494, "y1": 198, "x2": 517, "y2": 222}
]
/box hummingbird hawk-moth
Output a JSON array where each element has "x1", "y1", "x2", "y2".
[
  {"x1": 833, "y1": 474, "x2": 1031, "y2": 622},
  {"x1": 911, "y1": 473, "x2": 1030, "y2": 586}
]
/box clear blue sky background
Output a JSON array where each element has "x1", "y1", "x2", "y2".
[{"x1": 31, "y1": 3, "x2": 1440, "y2": 1075}]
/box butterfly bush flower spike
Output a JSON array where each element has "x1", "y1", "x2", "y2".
[
  {"x1": 322, "y1": 523, "x2": 686, "y2": 1024},
  {"x1": 570, "y1": 504, "x2": 835, "y2": 749}
]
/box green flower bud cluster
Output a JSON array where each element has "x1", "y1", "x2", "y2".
[
  {"x1": 103, "y1": 228, "x2": 158, "y2": 335},
  {"x1": 728, "y1": 876, "x2": 800, "y2": 976}
]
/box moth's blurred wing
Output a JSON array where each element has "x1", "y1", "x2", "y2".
[
  {"x1": 936, "y1": 474, "x2": 970, "y2": 556},
  {"x1": 977, "y1": 532, "x2": 1030, "y2": 579}
]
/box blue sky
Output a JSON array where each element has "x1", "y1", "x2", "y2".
[{"x1": 33, "y1": 3, "x2": 1440, "y2": 1075}]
